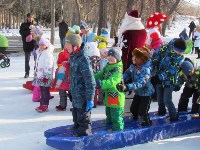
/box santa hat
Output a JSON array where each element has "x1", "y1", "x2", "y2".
[
  {"x1": 150, "y1": 32, "x2": 159, "y2": 40},
  {"x1": 128, "y1": 9, "x2": 139, "y2": 18}
]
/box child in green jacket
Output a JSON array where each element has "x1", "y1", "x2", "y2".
[{"x1": 95, "y1": 48, "x2": 125, "y2": 131}]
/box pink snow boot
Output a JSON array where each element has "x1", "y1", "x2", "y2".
[{"x1": 32, "y1": 86, "x2": 41, "y2": 102}]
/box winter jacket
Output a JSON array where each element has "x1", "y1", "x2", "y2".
[
  {"x1": 19, "y1": 21, "x2": 35, "y2": 52},
  {"x1": 69, "y1": 44, "x2": 96, "y2": 108},
  {"x1": 32, "y1": 44, "x2": 54, "y2": 87},
  {"x1": 57, "y1": 51, "x2": 70, "y2": 67},
  {"x1": 54, "y1": 61, "x2": 70, "y2": 91},
  {"x1": 95, "y1": 61, "x2": 125, "y2": 108},
  {"x1": 176, "y1": 67, "x2": 200, "y2": 89},
  {"x1": 193, "y1": 31, "x2": 200, "y2": 47},
  {"x1": 123, "y1": 61, "x2": 154, "y2": 96},
  {"x1": 150, "y1": 38, "x2": 163, "y2": 51},
  {"x1": 0, "y1": 34, "x2": 8, "y2": 48},
  {"x1": 152, "y1": 41, "x2": 184, "y2": 86},
  {"x1": 59, "y1": 21, "x2": 68, "y2": 38},
  {"x1": 82, "y1": 32, "x2": 96, "y2": 43}
]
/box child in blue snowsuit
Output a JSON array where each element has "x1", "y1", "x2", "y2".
[
  {"x1": 152, "y1": 38, "x2": 186, "y2": 121},
  {"x1": 117, "y1": 47, "x2": 154, "y2": 126},
  {"x1": 65, "y1": 33, "x2": 96, "y2": 137}
]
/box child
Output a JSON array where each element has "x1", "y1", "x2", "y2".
[
  {"x1": 32, "y1": 37, "x2": 54, "y2": 112},
  {"x1": 117, "y1": 47, "x2": 154, "y2": 126},
  {"x1": 95, "y1": 48, "x2": 125, "y2": 131},
  {"x1": 98, "y1": 48, "x2": 109, "y2": 105},
  {"x1": 65, "y1": 33, "x2": 96, "y2": 137},
  {"x1": 54, "y1": 50, "x2": 71, "y2": 111},
  {"x1": 152, "y1": 38, "x2": 186, "y2": 121},
  {"x1": 149, "y1": 32, "x2": 163, "y2": 102},
  {"x1": 175, "y1": 60, "x2": 200, "y2": 115},
  {"x1": 149, "y1": 32, "x2": 163, "y2": 55},
  {"x1": 93, "y1": 28, "x2": 108, "y2": 50}
]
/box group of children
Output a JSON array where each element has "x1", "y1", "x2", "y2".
[{"x1": 28, "y1": 22, "x2": 200, "y2": 137}]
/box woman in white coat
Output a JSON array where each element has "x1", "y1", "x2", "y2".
[{"x1": 193, "y1": 25, "x2": 200, "y2": 59}]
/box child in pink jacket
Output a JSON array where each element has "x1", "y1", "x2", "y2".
[{"x1": 149, "y1": 32, "x2": 163, "y2": 55}]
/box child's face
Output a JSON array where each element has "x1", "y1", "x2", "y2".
[
  {"x1": 65, "y1": 43, "x2": 73, "y2": 53},
  {"x1": 39, "y1": 44, "x2": 47, "y2": 50},
  {"x1": 132, "y1": 55, "x2": 136, "y2": 64},
  {"x1": 189, "y1": 69, "x2": 195, "y2": 76},
  {"x1": 132, "y1": 55, "x2": 144, "y2": 66},
  {"x1": 107, "y1": 55, "x2": 117, "y2": 64},
  {"x1": 102, "y1": 51, "x2": 108, "y2": 58}
]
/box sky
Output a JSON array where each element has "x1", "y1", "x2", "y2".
[{"x1": 0, "y1": 15, "x2": 200, "y2": 150}]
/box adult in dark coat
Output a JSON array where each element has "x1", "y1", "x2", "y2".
[
  {"x1": 189, "y1": 21, "x2": 196, "y2": 38},
  {"x1": 19, "y1": 13, "x2": 35, "y2": 78},
  {"x1": 59, "y1": 17, "x2": 68, "y2": 49},
  {"x1": 118, "y1": 9, "x2": 147, "y2": 72}
]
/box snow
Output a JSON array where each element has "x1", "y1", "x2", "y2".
[{"x1": 0, "y1": 15, "x2": 200, "y2": 150}]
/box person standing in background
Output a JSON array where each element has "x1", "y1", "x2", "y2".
[
  {"x1": 189, "y1": 21, "x2": 196, "y2": 38},
  {"x1": 59, "y1": 17, "x2": 68, "y2": 49},
  {"x1": 19, "y1": 13, "x2": 35, "y2": 78},
  {"x1": 80, "y1": 21, "x2": 96, "y2": 43}
]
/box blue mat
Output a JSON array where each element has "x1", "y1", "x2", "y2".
[{"x1": 45, "y1": 111, "x2": 200, "y2": 150}]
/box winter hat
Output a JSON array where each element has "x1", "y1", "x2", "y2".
[
  {"x1": 108, "y1": 47, "x2": 122, "y2": 61},
  {"x1": 100, "y1": 48, "x2": 109, "y2": 56},
  {"x1": 132, "y1": 47, "x2": 150, "y2": 63},
  {"x1": 179, "y1": 28, "x2": 189, "y2": 41},
  {"x1": 173, "y1": 38, "x2": 187, "y2": 53},
  {"x1": 68, "y1": 25, "x2": 81, "y2": 34},
  {"x1": 57, "y1": 51, "x2": 70, "y2": 67},
  {"x1": 27, "y1": 13, "x2": 33, "y2": 18},
  {"x1": 100, "y1": 28, "x2": 109, "y2": 38},
  {"x1": 128, "y1": 9, "x2": 139, "y2": 18},
  {"x1": 31, "y1": 26, "x2": 43, "y2": 37},
  {"x1": 181, "y1": 61, "x2": 194, "y2": 76},
  {"x1": 80, "y1": 21, "x2": 89, "y2": 30},
  {"x1": 150, "y1": 32, "x2": 159, "y2": 40},
  {"x1": 39, "y1": 37, "x2": 50, "y2": 47},
  {"x1": 65, "y1": 33, "x2": 82, "y2": 47}
]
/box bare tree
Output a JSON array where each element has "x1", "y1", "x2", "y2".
[
  {"x1": 97, "y1": 0, "x2": 107, "y2": 35},
  {"x1": 51, "y1": 0, "x2": 55, "y2": 44}
]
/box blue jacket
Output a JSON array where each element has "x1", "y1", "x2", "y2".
[
  {"x1": 82, "y1": 32, "x2": 96, "y2": 43},
  {"x1": 69, "y1": 44, "x2": 96, "y2": 108},
  {"x1": 152, "y1": 41, "x2": 184, "y2": 86},
  {"x1": 123, "y1": 61, "x2": 154, "y2": 96}
]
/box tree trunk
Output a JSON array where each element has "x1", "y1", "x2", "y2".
[
  {"x1": 75, "y1": 0, "x2": 81, "y2": 25},
  {"x1": 51, "y1": 0, "x2": 55, "y2": 44},
  {"x1": 110, "y1": 0, "x2": 117, "y2": 38},
  {"x1": 9, "y1": 11, "x2": 12, "y2": 29},
  {"x1": 97, "y1": 0, "x2": 107, "y2": 35},
  {"x1": 162, "y1": 0, "x2": 181, "y2": 36},
  {"x1": 155, "y1": 0, "x2": 161, "y2": 12},
  {"x1": 126, "y1": 0, "x2": 135, "y2": 13}
]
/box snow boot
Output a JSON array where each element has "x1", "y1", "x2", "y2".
[
  {"x1": 35, "y1": 105, "x2": 49, "y2": 113},
  {"x1": 55, "y1": 105, "x2": 66, "y2": 111},
  {"x1": 32, "y1": 86, "x2": 41, "y2": 102}
]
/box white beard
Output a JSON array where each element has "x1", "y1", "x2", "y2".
[{"x1": 118, "y1": 13, "x2": 145, "y2": 49}]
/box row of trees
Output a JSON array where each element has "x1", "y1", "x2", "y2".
[{"x1": 0, "y1": 0, "x2": 200, "y2": 38}]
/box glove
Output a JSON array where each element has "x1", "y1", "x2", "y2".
[
  {"x1": 116, "y1": 83, "x2": 129, "y2": 92},
  {"x1": 41, "y1": 78, "x2": 48, "y2": 83},
  {"x1": 86, "y1": 100, "x2": 94, "y2": 112},
  {"x1": 173, "y1": 85, "x2": 181, "y2": 91},
  {"x1": 96, "y1": 80, "x2": 101, "y2": 89}
]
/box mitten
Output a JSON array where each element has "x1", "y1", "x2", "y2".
[
  {"x1": 86, "y1": 100, "x2": 94, "y2": 112},
  {"x1": 96, "y1": 80, "x2": 101, "y2": 89},
  {"x1": 116, "y1": 83, "x2": 129, "y2": 92}
]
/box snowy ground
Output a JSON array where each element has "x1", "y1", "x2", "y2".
[{"x1": 0, "y1": 15, "x2": 200, "y2": 150}]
